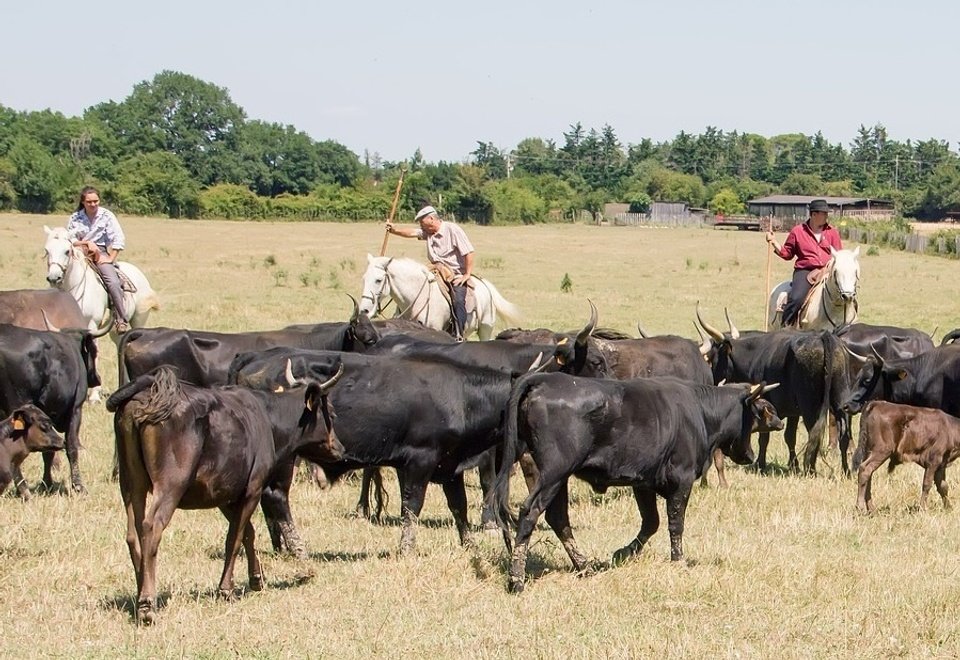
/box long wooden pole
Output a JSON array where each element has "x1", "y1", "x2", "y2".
[
  {"x1": 379, "y1": 169, "x2": 407, "y2": 256},
  {"x1": 763, "y1": 217, "x2": 773, "y2": 330}
]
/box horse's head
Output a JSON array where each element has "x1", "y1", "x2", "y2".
[
  {"x1": 358, "y1": 254, "x2": 393, "y2": 317},
  {"x1": 43, "y1": 226, "x2": 77, "y2": 286},
  {"x1": 828, "y1": 246, "x2": 861, "y2": 302}
]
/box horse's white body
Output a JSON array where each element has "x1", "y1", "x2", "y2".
[
  {"x1": 768, "y1": 246, "x2": 860, "y2": 331},
  {"x1": 359, "y1": 254, "x2": 521, "y2": 340},
  {"x1": 43, "y1": 226, "x2": 160, "y2": 335}
]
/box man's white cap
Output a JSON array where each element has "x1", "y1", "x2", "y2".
[{"x1": 415, "y1": 205, "x2": 438, "y2": 222}]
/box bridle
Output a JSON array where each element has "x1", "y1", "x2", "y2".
[
  {"x1": 46, "y1": 239, "x2": 95, "y2": 305},
  {"x1": 361, "y1": 258, "x2": 432, "y2": 321},
  {"x1": 820, "y1": 260, "x2": 859, "y2": 328}
]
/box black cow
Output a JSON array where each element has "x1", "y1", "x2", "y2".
[
  {"x1": 834, "y1": 322, "x2": 934, "y2": 360},
  {"x1": 697, "y1": 307, "x2": 849, "y2": 474},
  {"x1": 492, "y1": 373, "x2": 783, "y2": 592},
  {"x1": 106, "y1": 366, "x2": 344, "y2": 625},
  {"x1": 232, "y1": 349, "x2": 531, "y2": 556},
  {"x1": 0, "y1": 405, "x2": 64, "y2": 495},
  {"x1": 0, "y1": 323, "x2": 105, "y2": 496},
  {"x1": 843, "y1": 344, "x2": 960, "y2": 417},
  {"x1": 119, "y1": 322, "x2": 363, "y2": 387},
  {"x1": 344, "y1": 306, "x2": 607, "y2": 524}
]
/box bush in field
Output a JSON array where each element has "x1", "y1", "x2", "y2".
[
  {"x1": 485, "y1": 180, "x2": 547, "y2": 224},
  {"x1": 199, "y1": 183, "x2": 263, "y2": 219},
  {"x1": 709, "y1": 188, "x2": 745, "y2": 216}
]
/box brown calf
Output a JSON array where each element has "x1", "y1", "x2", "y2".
[
  {"x1": 0, "y1": 405, "x2": 64, "y2": 495},
  {"x1": 853, "y1": 401, "x2": 960, "y2": 513},
  {"x1": 106, "y1": 366, "x2": 343, "y2": 625}
]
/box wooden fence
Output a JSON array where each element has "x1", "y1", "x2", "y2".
[
  {"x1": 611, "y1": 212, "x2": 705, "y2": 228},
  {"x1": 843, "y1": 227, "x2": 960, "y2": 258}
]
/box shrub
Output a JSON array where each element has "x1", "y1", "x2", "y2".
[{"x1": 199, "y1": 184, "x2": 264, "y2": 219}]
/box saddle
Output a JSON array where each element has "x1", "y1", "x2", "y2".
[
  {"x1": 82, "y1": 253, "x2": 138, "y2": 294},
  {"x1": 773, "y1": 273, "x2": 828, "y2": 329},
  {"x1": 427, "y1": 264, "x2": 477, "y2": 328}
]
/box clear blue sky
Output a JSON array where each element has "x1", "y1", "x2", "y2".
[{"x1": 5, "y1": 0, "x2": 958, "y2": 163}]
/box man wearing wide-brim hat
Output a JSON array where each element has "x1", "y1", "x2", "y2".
[
  {"x1": 766, "y1": 199, "x2": 843, "y2": 327},
  {"x1": 386, "y1": 205, "x2": 475, "y2": 340}
]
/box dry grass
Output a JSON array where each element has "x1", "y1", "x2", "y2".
[{"x1": 0, "y1": 213, "x2": 959, "y2": 657}]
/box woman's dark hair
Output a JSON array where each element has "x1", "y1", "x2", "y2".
[{"x1": 75, "y1": 186, "x2": 100, "y2": 213}]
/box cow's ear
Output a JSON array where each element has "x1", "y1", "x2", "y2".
[
  {"x1": 304, "y1": 383, "x2": 321, "y2": 412},
  {"x1": 12, "y1": 412, "x2": 25, "y2": 431}
]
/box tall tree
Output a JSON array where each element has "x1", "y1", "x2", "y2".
[{"x1": 87, "y1": 70, "x2": 246, "y2": 186}]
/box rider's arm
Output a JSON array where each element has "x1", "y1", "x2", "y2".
[{"x1": 385, "y1": 223, "x2": 421, "y2": 239}]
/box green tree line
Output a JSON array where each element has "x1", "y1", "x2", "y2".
[{"x1": 2, "y1": 70, "x2": 959, "y2": 222}]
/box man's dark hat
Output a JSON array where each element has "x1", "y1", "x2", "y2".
[{"x1": 809, "y1": 199, "x2": 830, "y2": 214}]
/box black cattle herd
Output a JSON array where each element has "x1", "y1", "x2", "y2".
[{"x1": 1, "y1": 287, "x2": 959, "y2": 622}]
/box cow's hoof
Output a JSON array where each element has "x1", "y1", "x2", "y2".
[
  {"x1": 136, "y1": 600, "x2": 157, "y2": 626},
  {"x1": 249, "y1": 575, "x2": 265, "y2": 592},
  {"x1": 578, "y1": 559, "x2": 608, "y2": 576},
  {"x1": 507, "y1": 576, "x2": 525, "y2": 594},
  {"x1": 217, "y1": 588, "x2": 237, "y2": 601},
  {"x1": 611, "y1": 547, "x2": 637, "y2": 567}
]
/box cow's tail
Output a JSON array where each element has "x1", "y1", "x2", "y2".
[
  {"x1": 488, "y1": 371, "x2": 536, "y2": 550},
  {"x1": 106, "y1": 366, "x2": 181, "y2": 425},
  {"x1": 116, "y1": 328, "x2": 142, "y2": 387},
  {"x1": 803, "y1": 331, "x2": 835, "y2": 473}
]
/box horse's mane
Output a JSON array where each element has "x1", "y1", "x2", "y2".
[{"x1": 380, "y1": 256, "x2": 427, "y2": 271}]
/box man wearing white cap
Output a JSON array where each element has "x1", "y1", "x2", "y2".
[{"x1": 386, "y1": 205, "x2": 475, "y2": 340}]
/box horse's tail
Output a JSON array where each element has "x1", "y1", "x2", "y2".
[
  {"x1": 476, "y1": 277, "x2": 522, "y2": 327},
  {"x1": 118, "y1": 262, "x2": 161, "y2": 315}
]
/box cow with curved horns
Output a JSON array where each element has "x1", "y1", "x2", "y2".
[
  {"x1": 697, "y1": 305, "x2": 850, "y2": 474},
  {"x1": 230, "y1": 347, "x2": 552, "y2": 558},
  {"x1": 842, "y1": 344, "x2": 960, "y2": 417},
  {"x1": 107, "y1": 365, "x2": 344, "y2": 625},
  {"x1": 491, "y1": 372, "x2": 783, "y2": 592}
]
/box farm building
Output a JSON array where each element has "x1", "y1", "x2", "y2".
[
  {"x1": 602, "y1": 201, "x2": 707, "y2": 227},
  {"x1": 747, "y1": 195, "x2": 895, "y2": 228}
]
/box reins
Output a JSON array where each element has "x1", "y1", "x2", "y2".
[
  {"x1": 364, "y1": 258, "x2": 432, "y2": 322},
  {"x1": 49, "y1": 244, "x2": 95, "y2": 307},
  {"x1": 819, "y1": 261, "x2": 858, "y2": 329}
]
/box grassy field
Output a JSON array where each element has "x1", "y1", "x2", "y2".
[{"x1": 1, "y1": 213, "x2": 959, "y2": 658}]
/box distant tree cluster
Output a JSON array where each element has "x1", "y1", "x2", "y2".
[{"x1": 2, "y1": 70, "x2": 959, "y2": 222}]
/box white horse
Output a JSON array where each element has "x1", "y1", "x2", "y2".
[
  {"x1": 768, "y1": 246, "x2": 861, "y2": 331},
  {"x1": 43, "y1": 226, "x2": 160, "y2": 335},
  {"x1": 359, "y1": 254, "x2": 521, "y2": 340}
]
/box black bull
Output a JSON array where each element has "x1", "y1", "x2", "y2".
[
  {"x1": 232, "y1": 350, "x2": 536, "y2": 556},
  {"x1": 697, "y1": 310, "x2": 851, "y2": 475},
  {"x1": 492, "y1": 373, "x2": 783, "y2": 593},
  {"x1": 0, "y1": 323, "x2": 104, "y2": 495},
  {"x1": 117, "y1": 317, "x2": 380, "y2": 387},
  {"x1": 843, "y1": 344, "x2": 960, "y2": 417}
]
